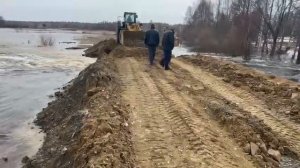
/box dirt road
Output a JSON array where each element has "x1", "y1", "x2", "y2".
[
  {"x1": 118, "y1": 57, "x2": 254, "y2": 168},
  {"x1": 115, "y1": 47, "x2": 300, "y2": 167}
]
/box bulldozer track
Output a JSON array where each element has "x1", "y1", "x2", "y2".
[
  {"x1": 173, "y1": 59, "x2": 300, "y2": 155},
  {"x1": 117, "y1": 57, "x2": 254, "y2": 168}
]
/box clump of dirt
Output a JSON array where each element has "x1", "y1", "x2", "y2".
[
  {"x1": 23, "y1": 40, "x2": 134, "y2": 168},
  {"x1": 84, "y1": 39, "x2": 117, "y2": 58},
  {"x1": 206, "y1": 100, "x2": 295, "y2": 167},
  {"x1": 181, "y1": 56, "x2": 300, "y2": 123}
]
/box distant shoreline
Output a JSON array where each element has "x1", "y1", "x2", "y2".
[{"x1": 0, "y1": 20, "x2": 116, "y2": 31}]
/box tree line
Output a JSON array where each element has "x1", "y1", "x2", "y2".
[
  {"x1": 0, "y1": 17, "x2": 175, "y2": 35},
  {"x1": 0, "y1": 17, "x2": 116, "y2": 31},
  {"x1": 182, "y1": 0, "x2": 300, "y2": 64}
]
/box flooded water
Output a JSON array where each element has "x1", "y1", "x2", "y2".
[
  {"x1": 173, "y1": 46, "x2": 197, "y2": 57},
  {"x1": 203, "y1": 53, "x2": 300, "y2": 83},
  {"x1": 173, "y1": 46, "x2": 300, "y2": 83},
  {"x1": 0, "y1": 28, "x2": 98, "y2": 168},
  {"x1": 281, "y1": 156, "x2": 300, "y2": 168}
]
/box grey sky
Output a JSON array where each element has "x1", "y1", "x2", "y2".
[{"x1": 0, "y1": 0, "x2": 197, "y2": 24}]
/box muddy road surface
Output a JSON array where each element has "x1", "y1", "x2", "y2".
[
  {"x1": 118, "y1": 57, "x2": 253, "y2": 167},
  {"x1": 22, "y1": 41, "x2": 300, "y2": 168},
  {"x1": 115, "y1": 48, "x2": 300, "y2": 167}
]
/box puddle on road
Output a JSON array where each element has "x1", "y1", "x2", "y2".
[{"x1": 281, "y1": 156, "x2": 300, "y2": 168}]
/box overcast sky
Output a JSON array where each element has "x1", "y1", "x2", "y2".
[{"x1": 0, "y1": 0, "x2": 197, "y2": 24}]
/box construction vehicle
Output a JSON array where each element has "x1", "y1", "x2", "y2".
[{"x1": 117, "y1": 12, "x2": 145, "y2": 46}]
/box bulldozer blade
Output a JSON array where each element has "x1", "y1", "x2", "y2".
[{"x1": 120, "y1": 31, "x2": 145, "y2": 47}]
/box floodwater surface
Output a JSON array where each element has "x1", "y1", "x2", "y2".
[
  {"x1": 0, "y1": 28, "x2": 102, "y2": 168},
  {"x1": 173, "y1": 46, "x2": 300, "y2": 82}
]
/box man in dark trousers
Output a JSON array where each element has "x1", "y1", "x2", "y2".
[
  {"x1": 144, "y1": 24, "x2": 160, "y2": 65},
  {"x1": 160, "y1": 28, "x2": 175, "y2": 70}
]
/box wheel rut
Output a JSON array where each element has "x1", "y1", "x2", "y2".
[
  {"x1": 117, "y1": 57, "x2": 255, "y2": 168},
  {"x1": 173, "y1": 59, "x2": 300, "y2": 155}
]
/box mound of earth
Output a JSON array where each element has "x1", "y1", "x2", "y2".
[
  {"x1": 84, "y1": 39, "x2": 117, "y2": 58},
  {"x1": 23, "y1": 40, "x2": 134, "y2": 168}
]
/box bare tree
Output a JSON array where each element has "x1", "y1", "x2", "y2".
[
  {"x1": 0, "y1": 16, "x2": 5, "y2": 27},
  {"x1": 216, "y1": 0, "x2": 222, "y2": 22},
  {"x1": 228, "y1": 0, "x2": 263, "y2": 59},
  {"x1": 296, "y1": 44, "x2": 300, "y2": 64},
  {"x1": 295, "y1": 6, "x2": 300, "y2": 64},
  {"x1": 192, "y1": 0, "x2": 214, "y2": 26},
  {"x1": 261, "y1": 0, "x2": 275, "y2": 55},
  {"x1": 256, "y1": 0, "x2": 296, "y2": 58},
  {"x1": 278, "y1": 0, "x2": 294, "y2": 53},
  {"x1": 185, "y1": 6, "x2": 194, "y2": 25},
  {"x1": 182, "y1": 0, "x2": 299, "y2": 62}
]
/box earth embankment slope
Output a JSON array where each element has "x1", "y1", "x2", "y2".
[
  {"x1": 23, "y1": 40, "x2": 300, "y2": 168},
  {"x1": 23, "y1": 39, "x2": 134, "y2": 168}
]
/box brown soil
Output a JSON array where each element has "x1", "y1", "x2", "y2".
[
  {"x1": 180, "y1": 56, "x2": 300, "y2": 123},
  {"x1": 23, "y1": 46, "x2": 134, "y2": 168},
  {"x1": 23, "y1": 40, "x2": 300, "y2": 168},
  {"x1": 84, "y1": 39, "x2": 118, "y2": 58}
]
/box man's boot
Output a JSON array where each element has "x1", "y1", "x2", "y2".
[{"x1": 159, "y1": 59, "x2": 164, "y2": 68}]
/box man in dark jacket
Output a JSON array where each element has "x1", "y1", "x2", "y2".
[
  {"x1": 160, "y1": 28, "x2": 175, "y2": 70},
  {"x1": 144, "y1": 24, "x2": 160, "y2": 65}
]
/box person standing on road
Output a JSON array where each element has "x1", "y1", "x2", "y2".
[
  {"x1": 144, "y1": 24, "x2": 160, "y2": 65},
  {"x1": 160, "y1": 28, "x2": 175, "y2": 70}
]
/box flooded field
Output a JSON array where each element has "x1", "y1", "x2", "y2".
[
  {"x1": 173, "y1": 46, "x2": 300, "y2": 83},
  {"x1": 0, "y1": 28, "x2": 113, "y2": 168}
]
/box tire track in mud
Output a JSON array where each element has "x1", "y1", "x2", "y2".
[
  {"x1": 148, "y1": 68, "x2": 254, "y2": 167},
  {"x1": 118, "y1": 58, "x2": 199, "y2": 168},
  {"x1": 173, "y1": 59, "x2": 300, "y2": 155},
  {"x1": 117, "y1": 57, "x2": 254, "y2": 168}
]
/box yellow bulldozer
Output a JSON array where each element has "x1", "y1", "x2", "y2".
[{"x1": 117, "y1": 12, "x2": 145, "y2": 46}]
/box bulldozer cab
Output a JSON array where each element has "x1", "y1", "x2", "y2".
[{"x1": 124, "y1": 12, "x2": 137, "y2": 24}]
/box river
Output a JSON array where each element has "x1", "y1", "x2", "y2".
[{"x1": 0, "y1": 28, "x2": 113, "y2": 168}]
